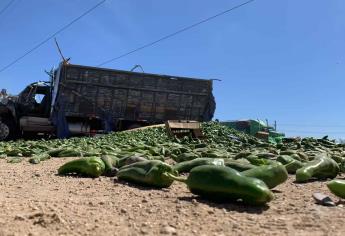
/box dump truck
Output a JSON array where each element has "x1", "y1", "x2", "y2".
[
  {"x1": 221, "y1": 119, "x2": 285, "y2": 143},
  {"x1": 0, "y1": 62, "x2": 215, "y2": 141}
]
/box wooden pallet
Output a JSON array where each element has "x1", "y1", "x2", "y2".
[{"x1": 165, "y1": 120, "x2": 203, "y2": 139}]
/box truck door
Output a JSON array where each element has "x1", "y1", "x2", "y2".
[
  {"x1": 17, "y1": 83, "x2": 54, "y2": 134},
  {"x1": 18, "y1": 83, "x2": 51, "y2": 118}
]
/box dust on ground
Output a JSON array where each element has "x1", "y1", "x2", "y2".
[{"x1": 0, "y1": 158, "x2": 344, "y2": 236}]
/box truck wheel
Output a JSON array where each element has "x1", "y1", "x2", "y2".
[{"x1": 0, "y1": 118, "x2": 16, "y2": 141}]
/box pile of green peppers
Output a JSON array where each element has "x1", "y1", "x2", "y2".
[{"x1": 1, "y1": 121, "x2": 345, "y2": 205}]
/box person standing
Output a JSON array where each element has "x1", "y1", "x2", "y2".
[{"x1": 0, "y1": 89, "x2": 7, "y2": 98}]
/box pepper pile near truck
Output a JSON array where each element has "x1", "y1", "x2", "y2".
[{"x1": 1, "y1": 122, "x2": 344, "y2": 205}]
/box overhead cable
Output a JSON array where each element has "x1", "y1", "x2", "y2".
[
  {"x1": 0, "y1": 0, "x2": 106, "y2": 74},
  {"x1": 97, "y1": 0, "x2": 256, "y2": 67}
]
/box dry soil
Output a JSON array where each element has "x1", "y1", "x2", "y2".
[{"x1": 0, "y1": 158, "x2": 344, "y2": 236}]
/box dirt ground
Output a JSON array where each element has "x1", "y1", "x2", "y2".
[{"x1": 0, "y1": 158, "x2": 344, "y2": 236}]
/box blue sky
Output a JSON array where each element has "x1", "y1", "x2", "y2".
[{"x1": 0, "y1": 0, "x2": 344, "y2": 139}]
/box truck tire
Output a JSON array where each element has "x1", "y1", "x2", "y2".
[{"x1": 0, "y1": 118, "x2": 16, "y2": 141}]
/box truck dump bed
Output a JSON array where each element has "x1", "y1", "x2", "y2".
[{"x1": 55, "y1": 64, "x2": 215, "y2": 123}]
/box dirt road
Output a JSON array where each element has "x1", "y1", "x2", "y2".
[{"x1": 0, "y1": 158, "x2": 344, "y2": 236}]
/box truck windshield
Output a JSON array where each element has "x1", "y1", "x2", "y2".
[
  {"x1": 34, "y1": 93, "x2": 45, "y2": 104},
  {"x1": 17, "y1": 83, "x2": 51, "y2": 117}
]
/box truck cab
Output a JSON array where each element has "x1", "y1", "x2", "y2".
[
  {"x1": 221, "y1": 119, "x2": 285, "y2": 144},
  {"x1": 0, "y1": 82, "x2": 54, "y2": 141},
  {"x1": 17, "y1": 82, "x2": 51, "y2": 118}
]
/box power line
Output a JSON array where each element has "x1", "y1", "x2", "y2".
[
  {"x1": 0, "y1": 0, "x2": 106, "y2": 74},
  {"x1": 0, "y1": 0, "x2": 15, "y2": 17},
  {"x1": 97, "y1": 0, "x2": 256, "y2": 67}
]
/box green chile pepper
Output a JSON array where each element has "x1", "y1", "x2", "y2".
[
  {"x1": 29, "y1": 153, "x2": 51, "y2": 164},
  {"x1": 297, "y1": 152, "x2": 309, "y2": 161},
  {"x1": 234, "y1": 151, "x2": 252, "y2": 159},
  {"x1": 280, "y1": 150, "x2": 297, "y2": 156},
  {"x1": 57, "y1": 149, "x2": 82, "y2": 157},
  {"x1": 101, "y1": 155, "x2": 119, "y2": 176},
  {"x1": 296, "y1": 155, "x2": 339, "y2": 182},
  {"x1": 339, "y1": 161, "x2": 345, "y2": 173},
  {"x1": 83, "y1": 151, "x2": 101, "y2": 157},
  {"x1": 277, "y1": 155, "x2": 297, "y2": 164},
  {"x1": 194, "y1": 143, "x2": 207, "y2": 149},
  {"x1": 5, "y1": 149, "x2": 22, "y2": 157},
  {"x1": 201, "y1": 150, "x2": 227, "y2": 159},
  {"x1": 167, "y1": 165, "x2": 274, "y2": 205},
  {"x1": 47, "y1": 148, "x2": 65, "y2": 157},
  {"x1": 55, "y1": 149, "x2": 82, "y2": 157},
  {"x1": 327, "y1": 179, "x2": 345, "y2": 199},
  {"x1": 7, "y1": 157, "x2": 23, "y2": 163},
  {"x1": 277, "y1": 155, "x2": 304, "y2": 174},
  {"x1": 58, "y1": 157, "x2": 105, "y2": 178},
  {"x1": 330, "y1": 155, "x2": 345, "y2": 164},
  {"x1": 246, "y1": 156, "x2": 282, "y2": 166},
  {"x1": 173, "y1": 158, "x2": 224, "y2": 173},
  {"x1": 284, "y1": 160, "x2": 304, "y2": 174},
  {"x1": 223, "y1": 159, "x2": 256, "y2": 171},
  {"x1": 172, "y1": 152, "x2": 200, "y2": 163},
  {"x1": 290, "y1": 154, "x2": 302, "y2": 161},
  {"x1": 117, "y1": 160, "x2": 178, "y2": 188},
  {"x1": 117, "y1": 155, "x2": 148, "y2": 168},
  {"x1": 242, "y1": 165, "x2": 288, "y2": 189}
]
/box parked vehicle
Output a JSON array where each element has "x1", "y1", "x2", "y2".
[
  {"x1": 221, "y1": 119, "x2": 285, "y2": 143},
  {"x1": 0, "y1": 62, "x2": 216, "y2": 140}
]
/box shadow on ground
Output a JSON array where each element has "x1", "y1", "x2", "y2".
[{"x1": 177, "y1": 196, "x2": 270, "y2": 214}]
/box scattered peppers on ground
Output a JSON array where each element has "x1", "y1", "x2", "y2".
[{"x1": 1, "y1": 122, "x2": 345, "y2": 205}]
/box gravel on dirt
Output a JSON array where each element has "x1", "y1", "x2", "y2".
[{"x1": 0, "y1": 158, "x2": 344, "y2": 236}]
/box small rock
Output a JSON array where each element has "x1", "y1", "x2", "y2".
[
  {"x1": 28, "y1": 212, "x2": 44, "y2": 219},
  {"x1": 146, "y1": 208, "x2": 154, "y2": 214},
  {"x1": 120, "y1": 208, "x2": 127, "y2": 214},
  {"x1": 207, "y1": 209, "x2": 215, "y2": 214},
  {"x1": 232, "y1": 223, "x2": 239, "y2": 229},
  {"x1": 160, "y1": 225, "x2": 176, "y2": 234},
  {"x1": 14, "y1": 214, "x2": 25, "y2": 221},
  {"x1": 312, "y1": 192, "x2": 336, "y2": 207},
  {"x1": 140, "y1": 227, "x2": 149, "y2": 235}
]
